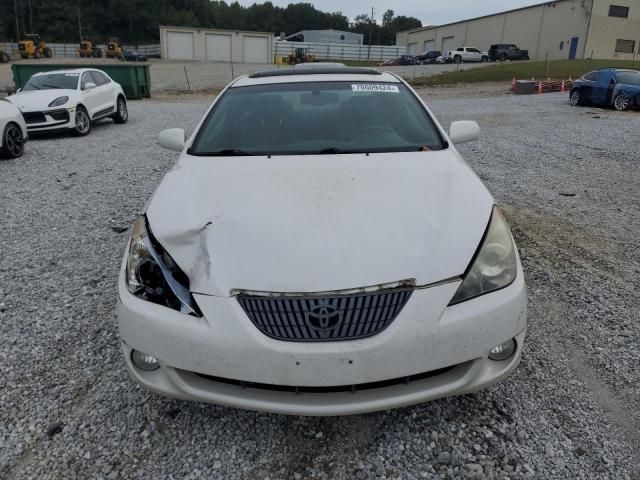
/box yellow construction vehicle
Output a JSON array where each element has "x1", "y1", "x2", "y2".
[
  {"x1": 288, "y1": 47, "x2": 316, "y2": 65},
  {"x1": 105, "y1": 40, "x2": 123, "y2": 59},
  {"x1": 18, "y1": 34, "x2": 52, "y2": 59},
  {"x1": 0, "y1": 50, "x2": 10, "y2": 63},
  {"x1": 77, "y1": 40, "x2": 103, "y2": 58}
]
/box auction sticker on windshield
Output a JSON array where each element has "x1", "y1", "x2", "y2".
[{"x1": 352, "y1": 84, "x2": 400, "y2": 93}]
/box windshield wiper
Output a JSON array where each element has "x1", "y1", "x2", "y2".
[
  {"x1": 196, "y1": 148, "x2": 260, "y2": 156},
  {"x1": 315, "y1": 147, "x2": 371, "y2": 154},
  {"x1": 40, "y1": 85, "x2": 63, "y2": 89}
]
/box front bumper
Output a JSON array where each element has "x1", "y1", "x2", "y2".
[
  {"x1": 117, "y1": 264, "x2": 527, "y2": 416},
  {"x1": 22, "y1": 108, "x2": 74, "y2": 132}
]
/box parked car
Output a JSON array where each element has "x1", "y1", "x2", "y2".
[
  {"x1": 398, "y1": 55, "x2": 417, "y2": 65},
  {"x1": 7, "y1": 68, "x2": 128, "y2": 136},
  {"x1": 117, "y1": 66, "x2": 527, "y2": 416},
  {"x1": 0, "y1": 98, "x2": 27, "y2": 159},
  {"x1": 447, "y1": 47, "x2": 489, "y2": 63},
  {"x1": 488, "y1": 44, "x2": 529, "y2": 62},
  {"x1": 570, "y1": 68, "x2": 640, "y2": 111},
  {"x1": 121, "y1": 50, "x2": 148, "y2": 62},
  {"x1": 416, "y1": 50, "x2": 444, "y2": 64}
]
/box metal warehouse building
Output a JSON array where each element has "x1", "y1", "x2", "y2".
[
  {"x1": 284, "y1": 30, "x2": 364, "y2": 45},
  {"x1": 397, "y1": 0, "x2": 640, "y2": 61},
  {"x1": 160, "y1": 26, "x2": 274, "y2": 63}
]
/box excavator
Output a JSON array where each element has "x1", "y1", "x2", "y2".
[
  {"x1": 288, "y1": 47, "x2": 316, "y2": 65},
  {"x1": 18, "y1": 34, "x2": 53, "y2": 59},
  {"x1": 78, "y1": 40, "x2": 103, "y2": 58},
  {"x1": 105, "y1": 40, "x2": 123, "y2": 59}
]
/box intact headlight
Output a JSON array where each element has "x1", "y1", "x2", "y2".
[
  {"x1": 48, "y1": 96, "x2": 69, "y2": 107},
  {"x1": 449, "y1": 207, "x2": 517, "y2": 305},
  {"x1": 126, "y1": 216, "x2": 202, "y2": 316}
]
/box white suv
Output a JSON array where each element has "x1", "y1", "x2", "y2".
[
  {"x1": 8, "y1": 68, "x2": 128, "y2": 137},
  {"x1": 448, "y1": 47, "x2": 490, "y2": 63}
]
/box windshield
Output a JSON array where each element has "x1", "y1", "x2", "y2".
[
  {"x1": 616, "y1": 71, "x2": 640, "y2": 85},
  {"x1": 190, "y1": 81, "x2": 445, "y2": 156},
  {"x1": 23, "y1": 73, "x2": 79, "y2": 91}
]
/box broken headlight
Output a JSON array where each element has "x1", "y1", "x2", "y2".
[
  {"x1": 125, "y1": 216, "x2": 202, "y2": 316},
  {"x1": 449, "y1": 206, "x2": 517, "y2": 305}
]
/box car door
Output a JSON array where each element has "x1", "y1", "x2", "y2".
[
  {"x1": 466, "y1": 48, "x2": 482, "y2": 62},
  {"x1": 80, "y1": 71, "x2": 102, "y2": 117},
  {"x1": 592, "y1": 71, "x2": 615, "y2": 105},
  {"x1": 579, "y1": 71, "x2": 598, "y2": 101},
  {"x1": 90, "y1": 71, "x2": 116, "y2": 115}
]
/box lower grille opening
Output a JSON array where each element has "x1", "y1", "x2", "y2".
[{"x1": 194, "y1": 365, "x2": 456, "y2": 394}]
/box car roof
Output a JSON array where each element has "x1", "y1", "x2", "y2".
[
  {"x1": 232, "y1": 68, "x2": 399, "y2": 87},
  {"x1": 32, "y1": 68, "x2": 100, "y2": 76}
]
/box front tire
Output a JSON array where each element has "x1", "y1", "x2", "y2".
[
  {"x1": 454, "y1": 55, "x2": 462, "y2": 64},
  {"x1": 0, "y1": 52, "x2": 9, "y2": 63},
  {"x1": 481, "y1": 56, "x2": 488, "y2": 63},
  {"x1": 613, "y1": 93, "x2": 631, "y2": 111},
  {"x1": 0, "y1": 122, "x2": 25, "y2": 159},
  {"x1": 44, "y1": 47, "x2": 53, "y2": 58},
  {"x1": 569, "y1": 89, "x2": 584, "y2": 107},
  {"x1": 113, "y1": 96, "x2": 128, "y2": 124},
  {"x1": 72, "y1": 107, "x2": 92, "y2": 136}
]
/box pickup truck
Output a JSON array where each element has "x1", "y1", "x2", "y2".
[
  {"x1": 447, "y1": 47, "x2": 489, "y2": 63},
  {"x1": 489, "y1": 44, "x2": 530, "y2": 62}
]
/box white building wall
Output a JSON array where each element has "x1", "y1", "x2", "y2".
[
  {"x1": 585, "y1": 0, "x2": 640, "y2": 59},
  {"x1": 160, "y1": 26, "x2": 274, "y2": 63},
  {"x1": 396, "y1": 0, "x2": 594, "y2": 60}
]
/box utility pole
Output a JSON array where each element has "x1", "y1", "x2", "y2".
[
  {"x1": 78, "y1": 7, "x2": 83, "y2": 42},
  {"x1": 367, "y1": 7, "x2": 375, "y2": 60},
  {"x1": 27, "y1": 0, "x2": 33, "y2": 32},
  {"x1": 14, "y1": 0, "x2": 20, "y2": 40}
]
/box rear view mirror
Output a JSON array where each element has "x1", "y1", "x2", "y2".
[
  {"x1": 301, "y1": 92, "x2": 340, "y2": 106},
  {"x1": 84, "y1": 82, "x2": 97, "y2": 90},
  {"x1": 159, "y1": 128, "x2": 186, "y2": 152},
  {"x1": 449, "y1": 120, "x2": 480, "y2": 144}
]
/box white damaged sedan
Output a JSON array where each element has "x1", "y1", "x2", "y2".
[{"x1": 118, "y1": 67, "x2": 527, "y2": 416}]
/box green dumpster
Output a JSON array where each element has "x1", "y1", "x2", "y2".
[{"x1": 11, "y1": 63, "x2": 151, "y2": 99}]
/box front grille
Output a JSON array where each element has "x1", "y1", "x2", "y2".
[
  {"x1": 237, "y1": 287, "x2": 413, "y2": 342},
  {"x1": 22, "y1": 111, "x2": 46, "y2": 124},
  {"x1": 195, "y1": 364, "x2": 456, "y2": 393}
]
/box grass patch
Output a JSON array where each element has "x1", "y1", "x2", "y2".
[{"x1": 408, "y1": 59, "x2": 640, "y2": 86}]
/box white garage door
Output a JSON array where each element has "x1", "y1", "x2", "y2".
[
  {"x1": 423, "y1": 40, "x2": 435, "y2": 52},
  {"x1": 167, "y1": 31, "x2": 194, "y2": 60},
  {"x1": 442, "y1": 37, "x2": 456, "y2": 55},
  {"x1": 205, "y1": 33, "x2": 232, "y2": 62},
  {"x1": 243, "y1": 36, "x2": 269, "y2": 63},
  {"x1": 407, "y1": 43, "x2": 417, "y2": 55}
]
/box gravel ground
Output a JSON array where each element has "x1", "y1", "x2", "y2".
[{"x1": 1, "y1": 92, "x2": 639, "y2": 479}]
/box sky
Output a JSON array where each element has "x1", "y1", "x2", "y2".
[{"x1": 235, "y1": 0, "x2": 544, "y2": 25}]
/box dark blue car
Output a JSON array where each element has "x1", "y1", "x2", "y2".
[{"x1": 570, "y1": 68, "x2": 640, "y2": 111}]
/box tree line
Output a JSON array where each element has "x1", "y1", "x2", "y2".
[{"x1": 0, "y1": 1, "x2": 421, "y2": 45}]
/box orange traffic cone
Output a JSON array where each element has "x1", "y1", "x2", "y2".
[
  {"x1": 512, "y1": 77, "x2": 516, "y2": 92},
  {"x1": 560, "y1": 80, "x2": 565, "y2": 93},
  {"x1": 538, "y1": 80, "x2": 543, "y2": 94}
]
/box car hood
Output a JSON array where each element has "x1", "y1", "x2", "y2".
[
  {"x1": 7, "y1": 89, "x2": 77, "y2": 111},
  {"x1": 146, "y1": 151, "x2": 494, "y2": 297}
]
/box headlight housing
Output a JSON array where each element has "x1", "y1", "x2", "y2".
[
  {"x1": 125, "y1": 216, "x2": 202, "y2": 316},
  {"x1": 48, "y1": 96, "x2": 69, "y2": 107},
  {"x1": 449, "y1": 207, "x2": 517, "y2": 305}
]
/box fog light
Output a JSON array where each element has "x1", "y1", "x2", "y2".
[
  {"x1": 488, "y1": 339, "x2": 516, "y2": 361},
  {"x1": 131, "y1": 350, "x2": 160, "y2": 371}
]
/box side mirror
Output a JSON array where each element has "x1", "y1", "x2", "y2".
[
  {"x1": 16, "y1": 88, "x2": 22, "y2": 93},
  {"x1": 159, "y1": 128, "x2": 186, "y2": 152},
  {"x1": 449, "y1": 120, "x2": 480, "y2": 144},
  {"x1": 84, "y1": 82, "x2": 97, "y2": 90}
]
